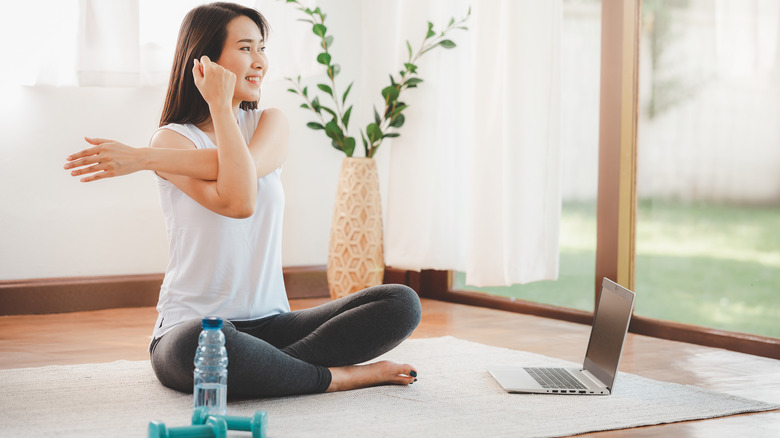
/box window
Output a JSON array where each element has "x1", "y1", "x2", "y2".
[
  {"x1": 433, "y1": 0, "x2": 780, "y2": 358},
  {"x1": 635, "y1": 0, "x2": 780, "y2": 338}
]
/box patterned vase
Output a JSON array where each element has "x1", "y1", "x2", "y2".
[{"x1": 327, "y1": 157, "x2": 385, "y2": 299}]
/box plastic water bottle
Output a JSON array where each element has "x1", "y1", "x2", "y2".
[{"x1": 193, "y1": 316, "x2": 228, "y2": 415}]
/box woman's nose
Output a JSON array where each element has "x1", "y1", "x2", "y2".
[{"x1": 252, "y1": 52, "x2": 266, "y2": 69}]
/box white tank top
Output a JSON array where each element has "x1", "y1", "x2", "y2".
[{"x1": 151, "y1": 109, "x2": 290, "y2": 340}]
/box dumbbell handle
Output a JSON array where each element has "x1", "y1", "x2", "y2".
[
  {"x1": 149, "y1": 416, "x2": 227, "y2": 438},
  {"x1": 216, "y1": 414, "x2": 251, "y2": 430},
  {"x1": 192, "y1": 407, "x2": 267, "y2": 438}
]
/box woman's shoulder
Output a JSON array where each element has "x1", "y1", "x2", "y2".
[
  {"x1": 240, "y1": 107, "x2": 287, "y2": 128},
  {"x1": 150, "y1": 123, "x2": 200, "y2": 150}
]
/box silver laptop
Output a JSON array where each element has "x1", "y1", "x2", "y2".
[{"x1": 488, "y1": 277, "x2": 635, "y2": 395}]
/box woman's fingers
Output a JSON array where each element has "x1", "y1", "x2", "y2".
[
  {"x1": 193, "y1": 55, "x2": 235, "y2": 106},
  {"x1": 76, "y1": 166, "x2": 109, "y2": 183},
  {"x1": 64, "y1": 155, "x2": 98, "y2": 171},
  {"x1": 64, "y1": 137, "x2": 143, "y2": 182},
  {"x1": 84, "y1": 136, "x2": 112, "y2": 146},
  {"x1": 68, "y1": 162, "x2": 100, "y2": 176},
  {"x1": 65, "y1": 146, "x2": 101, "y2": 162}
]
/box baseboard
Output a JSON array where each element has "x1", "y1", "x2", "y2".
[{"x1": 0, "y1": 266, "x2": 330, "y2": 316}]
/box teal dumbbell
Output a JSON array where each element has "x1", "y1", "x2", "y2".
[
  {"x1": 149, "y1": 416, "x2": 227, "y2": 438},
  {"x1": 192, "y1": 407, "x2": 268, "y2": 438}
]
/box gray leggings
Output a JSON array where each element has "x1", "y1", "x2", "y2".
[{"x1": 150, "y1": 284, "x2": 421, "y2": 397}]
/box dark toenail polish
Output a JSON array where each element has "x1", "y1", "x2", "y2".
[{"x1": 410, "y1": 370, "x2": 417, "y2": 378}]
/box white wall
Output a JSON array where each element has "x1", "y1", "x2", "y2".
[{"x1": 0, "y1": 0, "x2": 390, "y2": 280}]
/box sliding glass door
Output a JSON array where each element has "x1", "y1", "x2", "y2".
[{"x1": 635, "y1": 0, "x2": 780, "y2": 338}]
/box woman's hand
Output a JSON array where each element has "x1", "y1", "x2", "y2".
[
  {"x1": 192, "y1": 56, "x2": 235, "y2": 109},
  {"x1": 64, "y1": 137, "x2": 147, "y2": 182}
]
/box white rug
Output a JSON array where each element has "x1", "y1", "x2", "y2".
[{"x1": 1, "y1": 337, "x2": 777, "y2": 437}]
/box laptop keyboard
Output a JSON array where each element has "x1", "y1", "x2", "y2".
[{"x1": 525, "y1": 367, "x2": 587, "y2": 390}]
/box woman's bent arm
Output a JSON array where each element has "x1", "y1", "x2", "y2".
[
  {"x1": 193, "y1": 56, "x2": 257, "y2": 216},
  {"x1": 247, "y1": 108, "x2": 289, "y2": 178}
]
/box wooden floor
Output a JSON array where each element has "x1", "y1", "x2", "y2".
[{"x1": 1, "y1": 298, "x2": 778, "y2": 437}]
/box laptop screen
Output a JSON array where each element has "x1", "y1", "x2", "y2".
[{"x1": 582, "y1": 279, "x2": 636, "y2": 390}]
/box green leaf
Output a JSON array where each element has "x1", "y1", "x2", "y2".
[
  {"x1": 343, "y1": 105, "x2": 353, "y2": 128},
  {"x1": 342, "y1": 82, "x2": 353, "y2": 105},
  {"x1": 389, "y1": 114, "x2": 405, "y2": 128},
  {"x1": 426, "y1": 22, "x2": 435, "y2": 39},
  {"x1": 360, "y1": 131, "x2": 368, "y2": 153},
  {"x1": 317, "y1": 83, "x2": 333, "y2": 96},
  {"x1": 286, "y1": 88, "x2": 297, "y2": 94},
  {"x1": 329, "y1": 64, "x2": 341, "y2": 78},
  {"x1": 316, "y1": 52, "x2": 331, "y2": 65},
  {"x1": 323, "y1": 35, "x2": 334, "y2": 49},
  {"x1": 440, "y1": 40, "x2": 456, "y2": 49},
  {"x1": 404, "y1": 63, "x2": 418, "y2": 74},
  {"x1": 389, "y1": 74, "x2": 396, "y2": 87},
  {"x1": 302, "y1": 86, "x2": 308, "y2": 97},
  {"x1": 300, "y1": 103, "x2": 310, "y2": 109},
  {"x1": 391, "y1": 103, "x2": 408, "y2": 117},
  {"x1": 321, "y1": 106, "x2": 338, "y2": 119},
  {"x1": 405, "y1": 77, "x2": 423, "y2": 88},
  {"x1": 448, "y1": 17, "x2": 455, "y2": 27},
  {"x1": 381, "y1": 86, "x2": 399, "y2": 103},
  {"x1": 406, "y1": 41, "x2": 413, "y2": 60},
  {"x1": 311, "y1": 96, "x2": 321, "y2": 113},
  {"x1": 342, "y1": 137, "x2": 356, "y2": 157},
  {"x1": 312, "y1": 23, "x2": 327, "y2": 37},
  {"x1": 383, "y1": 132, "x2": 400, "y2": 138},
  {"x1": 307, "y1": 122, "x2": 325, "y2": 130},
  {"x1": 366, "y1": 123, "x2": 382, "y2": 142},
  {"x1": 325, "y1": 119, "x2": 342, "y2": 140},
  {"x1": 373, "y1": 107, "x2": 381, "y2": 125}
]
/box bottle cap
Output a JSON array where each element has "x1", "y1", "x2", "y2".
[{"x1": 201, "y1": 316, "x2": 223, "y2": 329}]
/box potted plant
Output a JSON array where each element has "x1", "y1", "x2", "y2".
[{"x1": 284, "y1": 0, "x2": 470, "y2": 298}]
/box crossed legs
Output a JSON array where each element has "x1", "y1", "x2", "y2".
[{"x1": 150, "y1": 284, "x2": 422, "y2": 397}]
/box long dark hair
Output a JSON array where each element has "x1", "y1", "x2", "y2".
[{"x1": 159, "y1": 2, "x2": 269, "y2": 127}]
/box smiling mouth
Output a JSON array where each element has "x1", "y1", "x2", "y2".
[{"x1": 246, "y1": 76, "x2": 262, "y2": 84}]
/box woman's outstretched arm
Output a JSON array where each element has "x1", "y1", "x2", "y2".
[
  {"x1": 65, "y1": 102, "x2": 288, "y2": 183},
  {"x1": 65, "y1": 137, "x2": 219, "y2": 182}
]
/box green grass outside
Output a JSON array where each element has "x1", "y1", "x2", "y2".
[{"x1": 453, "y1": 200, "x2": 780, "y2": 338}]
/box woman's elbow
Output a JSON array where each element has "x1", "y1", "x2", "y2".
[
  {"x1": 226, "y1": 198, "x2": 256, "y2": 219},
  {"x1": 215, "y1": 192, "x2": 255, "y2": 218}
]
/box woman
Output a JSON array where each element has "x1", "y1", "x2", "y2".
[{"x1": 64, "y1": 2, "x2": 421, "y2": 397}]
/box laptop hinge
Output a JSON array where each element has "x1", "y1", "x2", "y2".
[{"x1": 581, "y1": 369, "x2": 609, "y2": 391}]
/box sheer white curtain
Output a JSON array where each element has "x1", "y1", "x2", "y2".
[
  {"x1": 13, "y1": 0, "x2": 317, "y2": 87},
  {"x1": 714, "y1": 0, "x2": 780, "y2": 78},
  {"x1": 365, "y1": 0, "x2": 562, "y2": 287}
]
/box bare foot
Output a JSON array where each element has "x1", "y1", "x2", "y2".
[{"x1": 326, "y1": 361, "x2": 417, "y2": 392}]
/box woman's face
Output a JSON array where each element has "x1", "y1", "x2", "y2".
[{"x1": 217, "y1": 15, "x2": 268, "y2": 107}]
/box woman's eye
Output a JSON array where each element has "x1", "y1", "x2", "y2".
[
  {"x1": 240, "y1": 47, "x2": 251, "y2": 51},
  {"x1": 259, "y1": 46, "x2": 266, "y2": 52}
]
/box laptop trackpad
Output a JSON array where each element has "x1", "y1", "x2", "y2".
[{"x1": 488, "y1": 366, "x2": 544, "y2": 392}]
